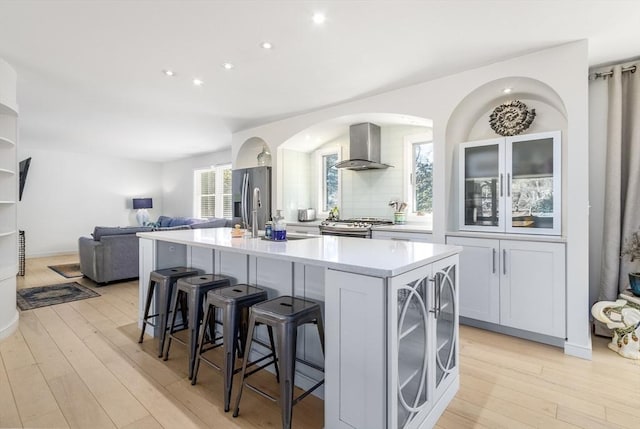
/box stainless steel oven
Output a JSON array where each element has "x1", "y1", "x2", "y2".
[{"x1": 319, "y1": 218, "x2": 393, "y2": 238}]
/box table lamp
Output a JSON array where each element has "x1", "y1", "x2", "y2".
[{"x1": 133, "y1": 198, "x2": 153, "y2": 226}]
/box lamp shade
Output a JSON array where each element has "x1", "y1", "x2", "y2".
[{"x1": 133, "y1": 198, "x2": 153, "y2": 209}]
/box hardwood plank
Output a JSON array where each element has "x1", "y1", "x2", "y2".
[
  {"x1": 0, "y1": 352, "x2": 22, "y2": 428},
  {"x1": 6, "y1": 363, "x2": 65, "y2": 424},
  {"x1": 556, "y1": 406, "x2": 626, "y2": 429},
  {"x1": 120, "y1": 415, "x2": 164, "y2": 429},
  {"x1": 21, "y1": 408, "x2": 70, "y2": 429},
  {"x1": 47, "y1": 372, "x2": 116, "y2": 429},
  {"x1": 0, "y1": 328, "x2": 36, "y2": 371}
]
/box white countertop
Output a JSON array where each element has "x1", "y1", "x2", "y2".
[{"x1": 138, "y1": 228, "x2": 460, "y2": 277}]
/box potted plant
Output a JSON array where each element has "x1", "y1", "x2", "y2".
[{"x1": 621, "y1": 231, "x2": 640, "y2": 296}]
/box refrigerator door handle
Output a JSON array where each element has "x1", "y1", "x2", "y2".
[{"x1": 242, "y1": 173, "x2": 249, "y2": 229}]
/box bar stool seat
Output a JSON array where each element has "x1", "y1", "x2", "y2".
[
  {"x1": 192, "y1": 284, "x2": 279, "y2": 412},
  {"x1": 138, "y1": 266, "x2": 201, "y2": 357},
  {"x1": 164, "y1": 274, "x2": 231, "y2": 379},
  {"x1": 233, "y1": 295, "x2": 325, "y2": 429}
]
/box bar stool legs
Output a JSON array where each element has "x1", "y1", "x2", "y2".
[
  {"x1": 232, "y1": 296, "x2": 325, "y2": 429},
  {"x1": 192, "y1": 285, "x2": 279, "y2": 412},
  {"x1": 163, "y1": 274, "x2": 231, "y2": 379},
  {"x1": 138, "y1": 267, "x2": 200, "y2": 357}
]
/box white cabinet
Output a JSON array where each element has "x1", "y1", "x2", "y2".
[
  {"x1": 388, "y1": 256, "x2": 458, "y2": 429},
  {"x1": 446, "y1": 236, "x2": 565, "y2": 338},
  {"x1": 459, "y1": 131, "x2": 561, "y2": 235},
  {"x1": 372, "y1": 230, "x2": 433, "y2": 242}
]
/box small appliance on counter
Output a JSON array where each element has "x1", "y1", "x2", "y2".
[{"x1": 297, "y1": 208, "x2": 316, "y2": 222}]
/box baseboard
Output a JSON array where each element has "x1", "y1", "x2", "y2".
[
  {"x1": 0, "y1": 311, "x2": 19, "y2": 343},
  {"x1": 564, "y1": 340, "x2": 593, "y2": 360},
  {"x1": 460, "y1": 317, "x2": 565, "y2": 348},
  {"x1": 26, "y1": 250, "x2": 78, "y2": 259}
]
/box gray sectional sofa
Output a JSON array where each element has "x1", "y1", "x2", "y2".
[{"x1": 78, "y1": 217, "x2": 237, "y2": 284}]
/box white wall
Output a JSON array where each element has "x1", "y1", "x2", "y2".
[
  {"x1": 280, "y1": 149, "x2": 312, "y2": 221},
  {"x1": 161, "y1": 148, "x2": 232, "y2": 218},
  {"x1": 16, "y1": 147, "x2": 162, "y2": 257},
  {"x1": 232, "y1": 42, "x2": 591, "y2": 358}
]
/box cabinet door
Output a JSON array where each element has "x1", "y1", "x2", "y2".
[
  {"x1": 446, "y1": 236, "x2": 500, "y2": 324},
  {"x1": 459, "y1": 138, "x2": 505, "y2": 232},
  {"x1": 505, "y1": 131, "x2": 561, "y2": 235},
  {"x1": 388, "y1": 264, "x2": 434, "y2": 429},
  {"x1": 431, "y1": 256, "x2": 458, "y2": 400},
  {"x1": 500, "y1": 240, "x2": 566, "y2": 337}
]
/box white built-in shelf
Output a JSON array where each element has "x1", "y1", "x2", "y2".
[
  {"x1": 0, "y1": 230, "x2": 16, "y2": 238},
  {"x1": 0, "y1": 102, "x2": 18, "y2": 116},
  {"x1": 0, "y1": 201, "x2": 16, "y2": 204},
  {"x1": 0, "y1": 136, "x2": 15, "y2": 147},
  {"x1": 0, "y1": 168, "x2": 15, "y2": 175}
]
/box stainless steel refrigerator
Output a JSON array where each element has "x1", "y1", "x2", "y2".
[{"x1": 232, "y1": 166, "x2": 272, "y2": 230}]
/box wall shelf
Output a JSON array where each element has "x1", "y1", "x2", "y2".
[
  {"x1": 0, "y1": 168, "x2": 15, "y2": 175},
  {"x1": 0, "y1": 231, "x2": 16, "y2": 238},
  {"x1": 0, "y1": 201, "x2": 16, "y2": 204}
]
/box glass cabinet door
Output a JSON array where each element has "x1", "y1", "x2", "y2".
[
  {"x1": 506, "y1": 131, "x2": 561, "y2": 235},
  {"x1": 434, "y1": 264, "x2": 457, "y2": 393},
  {"x1": 459, "y1": 139, "x2": 505, "y2": 231}
]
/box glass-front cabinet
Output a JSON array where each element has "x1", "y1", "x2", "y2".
[
  {"x1": 459, "y1": 131, "x2": 561, "y2": 235},
  {"x1": 388, "y1": 257, "x2": 458, "y2": 429}
]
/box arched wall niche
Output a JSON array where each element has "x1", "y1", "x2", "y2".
[
  {"x1": 444, "y1": 76, "x2": 568, "y2": 231},
  {"x1": 274, "y1": 112, "x2": 433, "y2": 221},
  {"x1": 235, "y1": 136, "x2": 270, "y2": 169}
]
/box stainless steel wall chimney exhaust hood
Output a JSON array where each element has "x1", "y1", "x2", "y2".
[{"x1": 334, "y1": 122, "x2": 393, "y2": 170}]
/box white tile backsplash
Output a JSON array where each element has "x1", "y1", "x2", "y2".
[{"x1": 282, "y1": 124, "x2": 430, "y2": 221}]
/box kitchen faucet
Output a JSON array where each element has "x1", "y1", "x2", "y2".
[{"x1": 251, "y1": 187, "x2": 261, "y2": 238}]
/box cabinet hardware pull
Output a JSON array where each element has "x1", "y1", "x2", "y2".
[
  {"x1": 503, "y1": 249, "x2": 507, "y2": 275},
  {"x1": 492, "y1": 248, "x2": 496, "y2": 274},
  {"x1": 500, "y1": 174, "x2": 504, "y2": 197},
  {"x1": 390, "y1": 237, "x2": 410, "y2": 241},
  {"x1": 507, "y1": 173, "x2": 511, "y2": 197}
]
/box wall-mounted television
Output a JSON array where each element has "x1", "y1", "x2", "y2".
[{"x1": 18, "y1": 157, "x2": 31, "y2": 201}]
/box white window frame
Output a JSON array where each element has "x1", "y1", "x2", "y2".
[
  {"x1": 315, "y1": 147, "x2": 341, "y2": 216},
  {"x1": 194, "y1": 163, "x2": 232, "y2": 218},
  {"x1": 404, "y1": 133, "x2": 433, "y2": 225}
]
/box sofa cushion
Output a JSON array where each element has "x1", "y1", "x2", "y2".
[
  {"x1": 157, "y1": 216, "x2": 172, "y2": 228},
  {"x1": 190, "y1": 218, "x2": 228, "y2": 229},
  {"x1": 154, "y1": 225, "x2": 191, "y2": 231},
  {"x1": 166, "y1": 217, "x2": 205, "y2": 227},
  {"x1": 92, "y1": 226, "x2": 152, "y2": 241}
]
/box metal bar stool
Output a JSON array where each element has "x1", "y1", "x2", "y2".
[
  {"x1": 138, "y1": 266, "x2": 201, "y2": 357},
  {"x1": 164, "y1": 274, "x2": 231, "y2": 379},
  {"x1": 192, "y1": 284, "x2": 280, "y2": 412},
  {"x1": 232, "y1": 295, "x2": 325, "y2": 429}
]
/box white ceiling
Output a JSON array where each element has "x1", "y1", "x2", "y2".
[{"x1": 0, "y1": 0, "x2": 639, "y2": 162}]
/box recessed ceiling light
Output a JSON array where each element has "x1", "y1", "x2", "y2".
[
  {"x1": 503, "y1": 87, "x2": 513, "y2": 94},
  {"x1": 261, "y1": 41, "x2": 273, "y2": 50},
  {"x1": 163, "y1": 69, "x2": 176, "y2": 77},
  {"x1": 193, "y1": 78, "x2": 204, "y2": 86},
  {"x1": 312, "y1": 12, "x2": 326, "y2": 24},
  {"x1": 222, "y1": 62, "x2": 234, "y2": 70}
]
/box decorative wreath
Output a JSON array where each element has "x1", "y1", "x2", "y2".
[{"x1": 489, "y1": 100, "x2": 536, "y2": 136}]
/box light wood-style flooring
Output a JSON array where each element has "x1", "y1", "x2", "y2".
[{"x1": 1, "y1": 254, "x2": 638, "y2": 428}]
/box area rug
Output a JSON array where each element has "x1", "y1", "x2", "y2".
[
  {"x1": 48, "y1": 262, "x2": 83, "y2": 278},
  {"x1": 17, "y1": 282, "x2": 100, "y2": 311}
]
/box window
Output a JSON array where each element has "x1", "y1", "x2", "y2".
[
  {"x1": 405, "y1": 134, "x2": 433, "y2": 221},
  {"x1": 323, "y1": 153, "x2": 339, "y2": 212},
  {"x1": 194, "y1": 164, "x2": 232, "y2": 218}
]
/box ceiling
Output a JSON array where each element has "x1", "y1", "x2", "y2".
[{"x1": 0, "y1": 1, "x2": 639, "y2": 162}]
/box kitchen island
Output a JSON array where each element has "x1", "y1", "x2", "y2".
[{"x1": 137, "y1": 228, "x2": 461, "y2": 429}]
